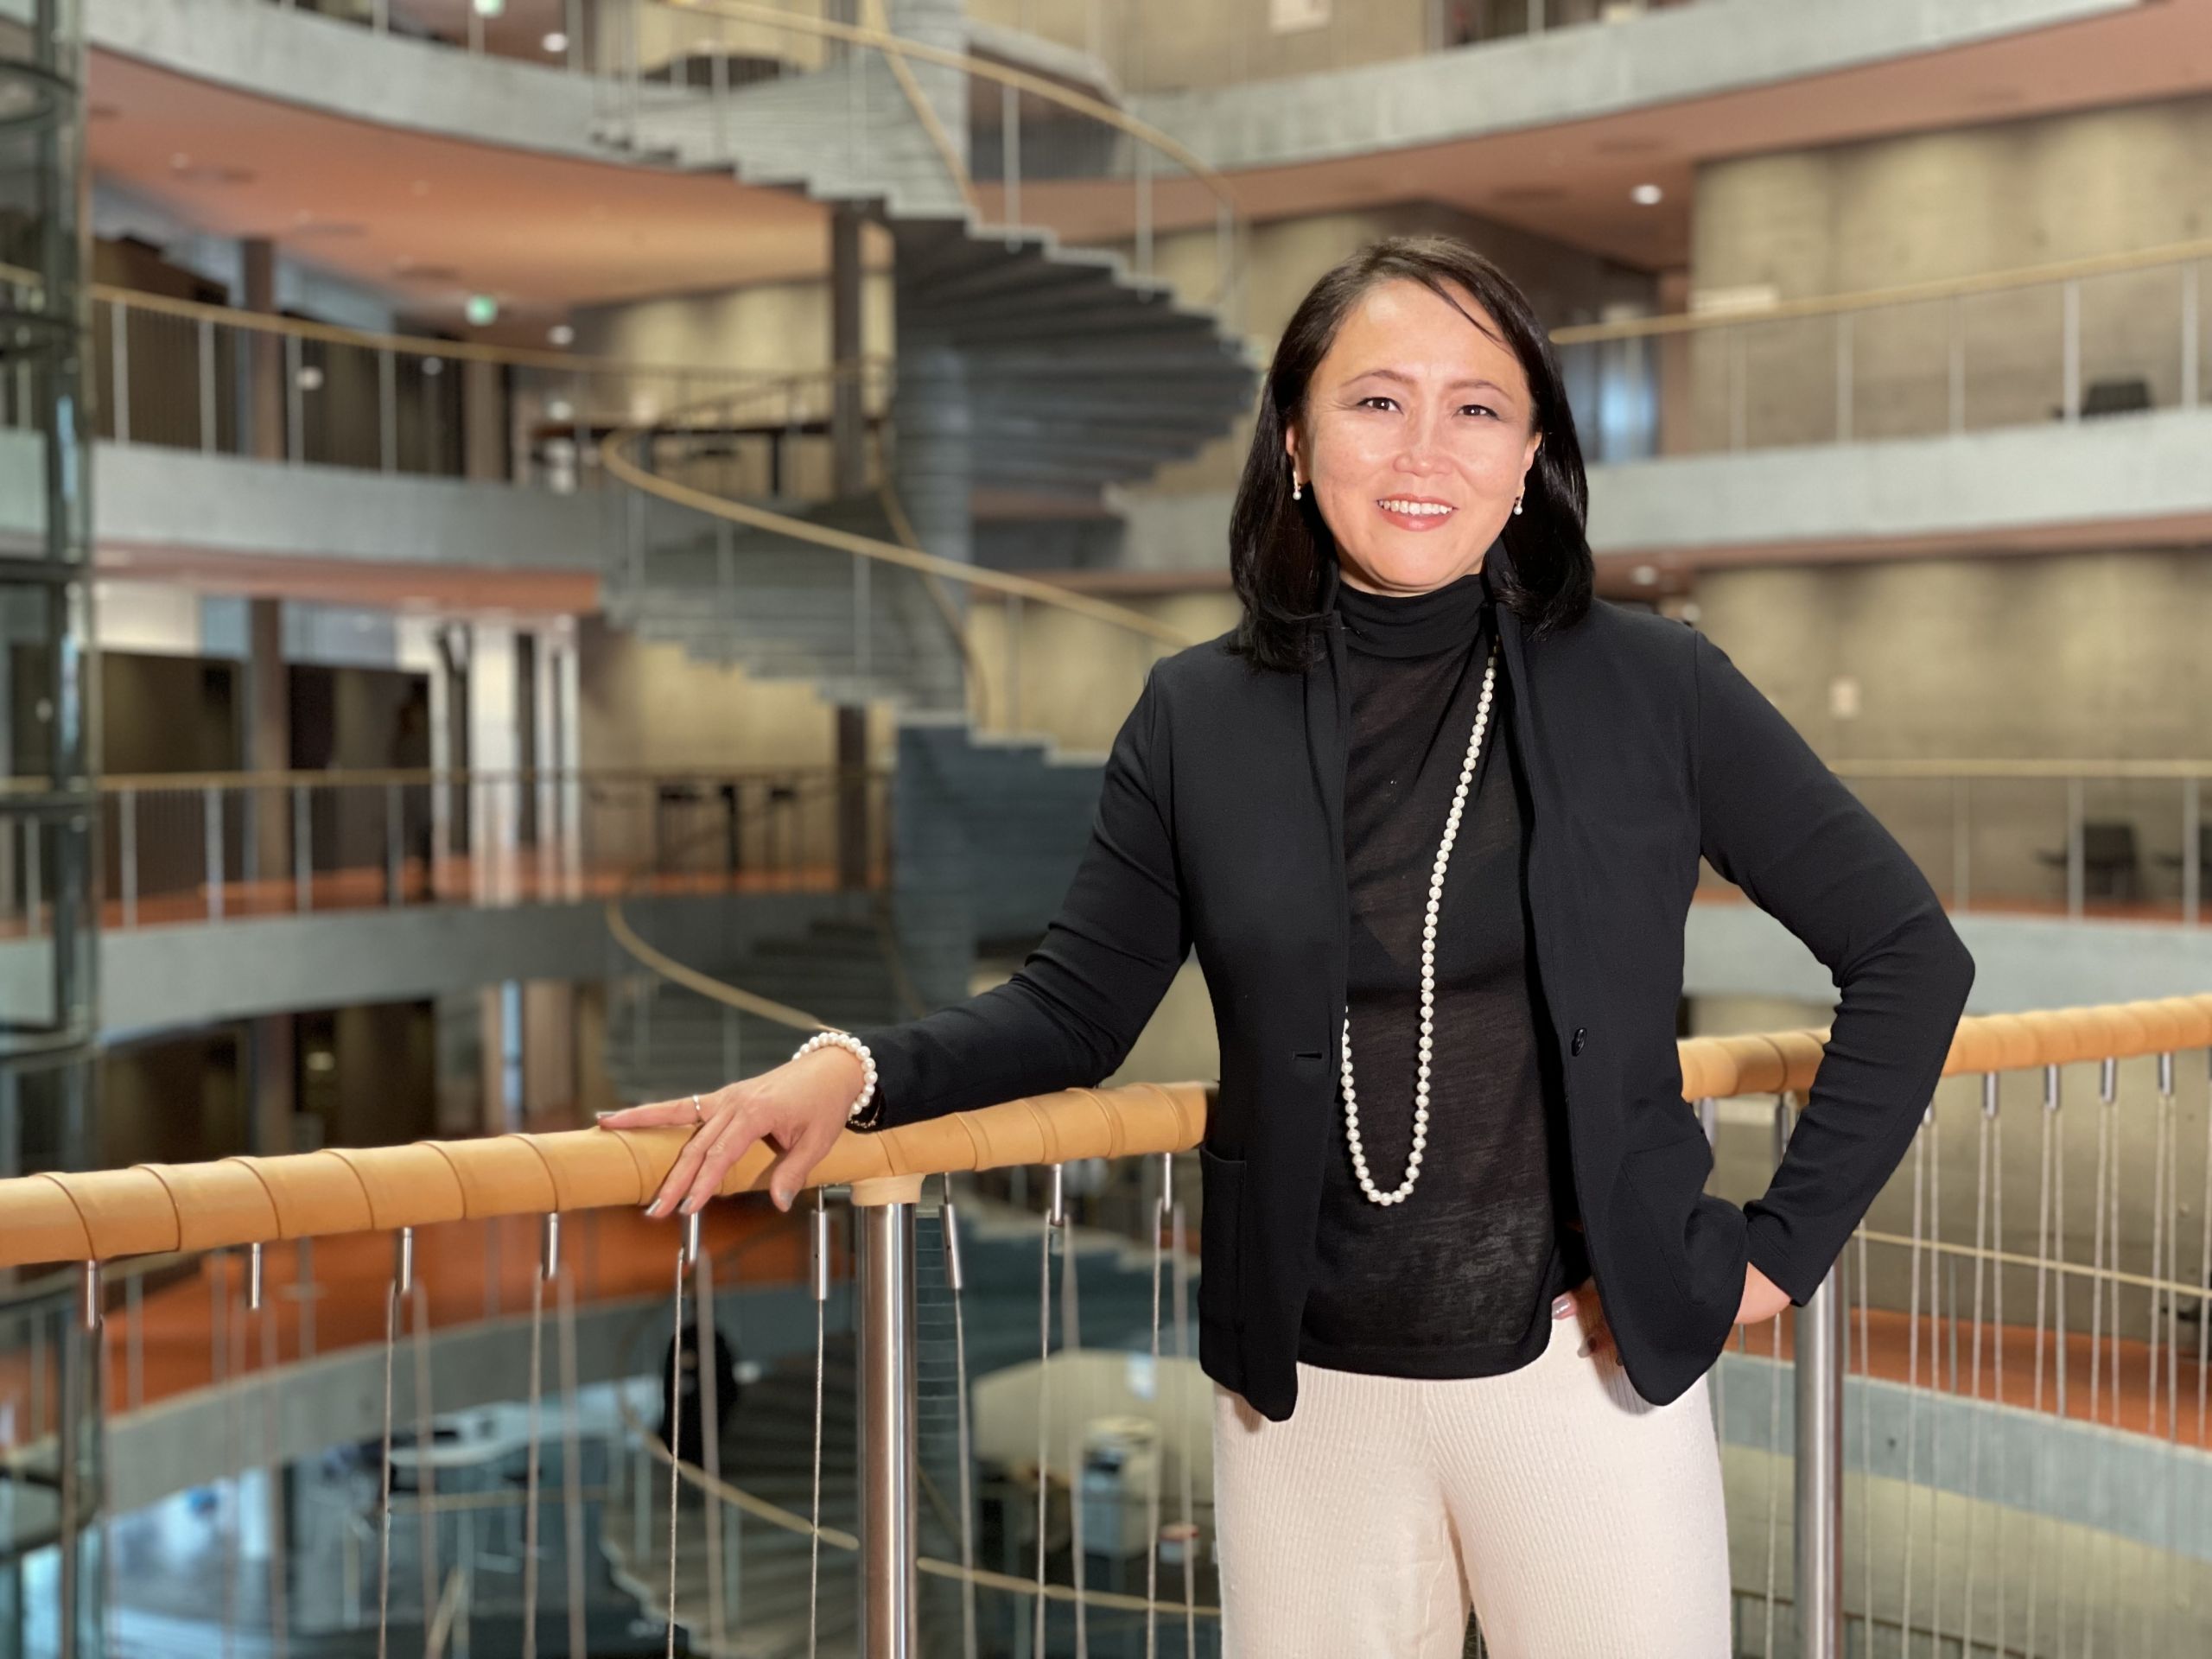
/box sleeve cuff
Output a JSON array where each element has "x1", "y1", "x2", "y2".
[{"x1": 1744, "y1": 1213, "x2": 1827, "y2": 1307}]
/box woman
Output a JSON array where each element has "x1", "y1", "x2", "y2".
[{"x1": 599, "y1": 235, "x2": 1975, "y2": 1655}]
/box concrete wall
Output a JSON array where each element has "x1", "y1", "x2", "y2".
[
  {"x1": 7, "y1": 887, "x2": 848, "y2": 1038},
  {"x1": 1688, "y1": 93, "x2": 2212, "y2": 450},
  {"x1": 1125, "y1": 0, "x2": 2135, "y2": 168},
  {"x1": 965, "y1": 588, "x2": 1240, "y2": 756},
  {"x1": 1694, "y1": 549, "x2": 2212, "y2": 910},
  {"x1": 572, "y1": 613, "x2": 902, "y2": 874}
]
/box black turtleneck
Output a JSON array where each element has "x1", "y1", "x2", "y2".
[{"x1": 1297, "y1": 560, "x2": 1588, "y2": 1379}]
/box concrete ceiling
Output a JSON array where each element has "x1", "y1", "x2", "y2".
[
  {"x1": 86, "y1": 50, "x2": 886, "y2": 340},
  {"x1": 86, "y1": 0, "x2": 2212, "y2": 331},
  {"x1": 1014, "y1": 0, "x2": 2212, "y2": 274}
]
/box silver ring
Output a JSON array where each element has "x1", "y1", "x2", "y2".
[{"x1": 690, "y1": 1092, "x2": 705, "y2": 1123}]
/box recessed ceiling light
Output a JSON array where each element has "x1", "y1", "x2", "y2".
[
  {"x1": 548, "y1": 323, "x2": 575, "y2": 346},
  {"x1": 1631, "y1": 182, "x2": 1663, "y2": 206},
  {"x1": 473, "y1": 0, "x2": 504, "y2": 14},
  {"x1": 466, "y1": 294, "x2": 499, "y2": 327},
  {"x1": 543, "y1": 30, "x2": 569, "y2": 52}
]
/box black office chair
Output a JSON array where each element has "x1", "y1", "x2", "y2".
[
  {"x1": 2053, "y1": 376, "x2": 2152, "y2": 420},
  {"x1": 2035, "y1": 819, "x2": 2139, "y2": 905}
]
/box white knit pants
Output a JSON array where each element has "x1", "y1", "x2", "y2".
[{"x1": 1211, "y1": 1309, "x2": 1732, "y2": 1657}]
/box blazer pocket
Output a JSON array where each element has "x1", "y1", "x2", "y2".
[
  {"x1": 1618, "y1": 1128, "x2": 1723, "y2": 1307},
  {"x1": 1196, "y1": 1144, "x2": 1245, "y2": 1331}
]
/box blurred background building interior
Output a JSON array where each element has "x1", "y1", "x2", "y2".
[{"x1": 3, "y1": 0, "x2": 2212, "y2": 1653}]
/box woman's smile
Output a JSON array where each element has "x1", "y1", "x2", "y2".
[{"x1": 1376, "y1": 495, "x2": 1458, "y2": 531}]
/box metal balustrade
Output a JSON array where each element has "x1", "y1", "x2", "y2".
[
  {"x1": 251, "y1": 0, "x2": 1731, "y2": 96},
  {"x1": 8, "y1": 753, "x2": 2211, "y2": 944},
  {"x1": 0, "y1": 766, "x2": 887, "y2": 937},
  {"x1": 1, "y1": 998, "x2": 2209, "y2": 1655}
]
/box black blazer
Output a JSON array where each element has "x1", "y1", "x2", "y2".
[{"x1": 861, "y1": 545, "x2": 1975, "y2": 1421}]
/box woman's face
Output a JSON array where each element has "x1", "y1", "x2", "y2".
[{"x1": 1284, "y1": 276, "x2": 1542, "y2": 596}]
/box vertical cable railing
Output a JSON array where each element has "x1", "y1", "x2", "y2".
[{"x1": 6, "y1": 996, "x2": 2212, "y2": 1655}]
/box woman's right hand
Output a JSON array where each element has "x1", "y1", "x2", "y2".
[{"x1": 595, "y1": 1044, "x2": 870, "y2": 1218}]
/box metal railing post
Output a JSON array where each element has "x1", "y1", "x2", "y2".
[
  {"x1": 1796, "y1": 1258, "x2": 1846, "y2": 1659},
  {"x1": 1948, "y1": 295, "x2": 1965, "y2": 434},
  {"x1": 118, "y1": 787, "x2": 137, "y2": 928},
  {"x1": 378, "y1": 348, "x2": 397, "y2": 474},
  {"x1": 284, "y1": 333, "x2": 304, "y2": 462},
  {"x1": 1135, "y1": 143, "x2": 1154, "y2": 280},
  {"x1": 199, "y1": 315, "x2": 219, "y2": 453},
  {"x1": 386, "y1": 779, "x2": 404, "y2": 906},
  {"x1": 1834, "y1": 311, "x2": 1852, "y2": 443},
  {"x1": 2061, "y1": 277, "x2": 2081, "y2": 422},
  {"x1": 293, "y1": 783, "x2": 312, "y2": 912},
  {"x1": 1002, "y1": 82, "x2": 1021, "y2": 243},
  {"x1": 204, "y1": 785, "x2": 225, "y2": 921},
  {"x1": 1004, "y1": 593, "x2": 1022, "y2": 734},
  {"x1": 854, "y1": 1176, "x2": 920, "y2": 1657},
  {"x1": 107, "y1": 302, "x2": 128, "y2": 445},
  {"x1": 2183, "y1": 261, "x2": 2201, "y2": 410},
  {"x1": 2066, "y1": 775, "x2": 2085, "y2": 918}
]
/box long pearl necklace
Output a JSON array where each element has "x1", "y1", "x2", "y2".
[{"x1": 1340, "y1": 635, "x2": 1500, "y2": 1207}]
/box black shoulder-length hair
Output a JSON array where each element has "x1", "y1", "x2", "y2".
[{"x1": 1227, "y1": 234, "x2": 1595, "y2": 672}]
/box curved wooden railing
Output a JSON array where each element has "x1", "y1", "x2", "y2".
[{"x1": 7, "y1": 995, "x2": 2212, "y2": 1271}]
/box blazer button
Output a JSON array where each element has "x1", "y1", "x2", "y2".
[{"x1": 1570, "y1": 1027, "x2": 1587, "y2": 1057}]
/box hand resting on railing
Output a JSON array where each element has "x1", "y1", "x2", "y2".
[{"x1": 596, "y1": 1043, "x2": 871, "y2": 1217}]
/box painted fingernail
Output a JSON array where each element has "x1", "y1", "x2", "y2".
[
  {"x1": 594, "y1": 1111, "x2": 620, "y2": 1124},
  {"x1": 1552, "y1": 1294, "x2": 1575, "y2": 1318},
  {"x1": 679, "y1": 1195, "x2": 702, "y2": 1216}
]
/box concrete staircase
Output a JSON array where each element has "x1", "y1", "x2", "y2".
[
  {"x1": 606, "y1": 493, "x2": 969, "y2": 714},
  {"x1": 593, "y1": 42, "x2": 1252, "y2": 707}
]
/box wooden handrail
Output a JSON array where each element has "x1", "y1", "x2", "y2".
[
  {"x1": 0, "y1": 1081, "x2": 1211, "y2": 1268},
  {"x1": 3, "y1": 995, "x2": 2209, "y2": 1270}
]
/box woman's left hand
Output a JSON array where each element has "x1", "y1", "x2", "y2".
[
  {"x1": 1735, "y1": 1262, "x2": 1792, "y2": 1325},
  {"x1": 1553, "y1": 1277, "x2": 1611, "y2": 1361}
]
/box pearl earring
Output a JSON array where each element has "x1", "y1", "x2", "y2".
[
  {"x1": 1293, "y1": 477, "x2": 1304, "y2": 501},
  {"x1": 1512, "y1": 492, "x2": 1524, "y2": 516}
]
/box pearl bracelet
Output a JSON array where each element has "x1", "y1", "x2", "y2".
[{"x1": 792, "y1": 1029, "x2": 880, "y2": 1129}]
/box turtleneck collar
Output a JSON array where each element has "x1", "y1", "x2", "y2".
[{"x1": 1329, "y1": 546, "x2": 1497, "y2": 659}]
